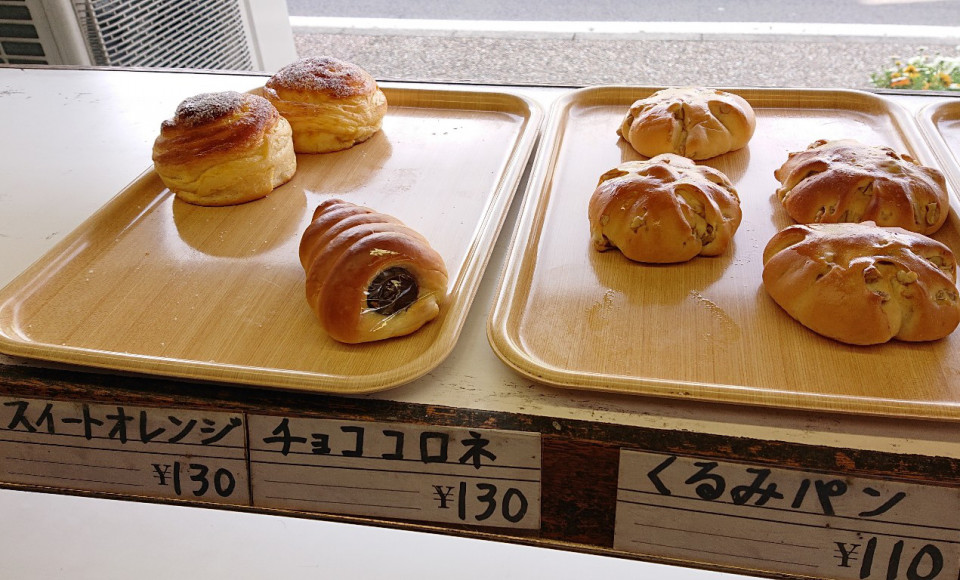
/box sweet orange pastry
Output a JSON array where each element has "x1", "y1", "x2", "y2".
[
  {"x1": 152, "y1": 91, "x2": 296, "y2": 206},
  {"x1": 264, "y1": 57, "x2": 388, "y2": 153}
]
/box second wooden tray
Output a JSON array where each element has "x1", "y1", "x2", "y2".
[
  {"x1": 919, "y1": 99, "x2": 960, "y2": 205},
  {"x1": 489, "y1": 86, "x2": 960, "y2": 421}
]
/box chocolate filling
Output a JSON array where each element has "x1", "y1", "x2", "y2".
[{"x1": 367, "y1": 267, "x2": 419, "y2": 316}]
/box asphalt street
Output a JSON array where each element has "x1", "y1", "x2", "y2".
[
  {"x1": 287, "y1": 1, "x2": 960, "y2": 89},
  {"x1": 286, "y1": 0, "x2": 960, "y2": 26}
]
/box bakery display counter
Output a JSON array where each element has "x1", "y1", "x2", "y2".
[{"x1": 1, "y1": 66, "x2": 960, "y2": 580}]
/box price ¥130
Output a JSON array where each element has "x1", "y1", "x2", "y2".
[
  {"x1": 433, "y1": 481, "x2": 530, "y2": 524},
  {"x1": 152, "y1": 461, "x2": 238, "y2": 498}
]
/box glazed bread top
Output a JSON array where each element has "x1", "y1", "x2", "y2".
[
  {"x1": 762, "y1": 222, "x2": 960, "y2": 344},
  {"x1": 588, "y1": 153, "x2": 742, "y2": 263},
  {"x1": 618, "y1": 87, "x2": 756, "y2": 160},
  {"x1": 774, "y1": 139, "x2": 949, "y2": 235},
  {"x1": 265, "y1": 56, "x2": 380, "y2": 103},
  {"x1": 152, "y1": 91, "x2": 281, "y2": 168}
]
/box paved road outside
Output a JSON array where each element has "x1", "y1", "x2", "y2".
[
  {"x1": 287, "y1": 0, "x2": 960, "y2": 89},
  {"x1": 286, "y1": 0, "x2": 960, "y2": 26}
]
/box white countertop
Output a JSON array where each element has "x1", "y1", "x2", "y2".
[{"x1": 1, "y1": 487, "x2": 756, "y2": 579}]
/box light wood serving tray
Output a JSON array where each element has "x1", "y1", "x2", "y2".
[
  {"x1": 919, "y1": 100, "x2": 960, "y2": 205},
  {"x1": 489, "y1": 86, "x2": 960, "y2": 421},
  {"x1": 0, "y1": 86, "x2": 541, "y2": 394}
]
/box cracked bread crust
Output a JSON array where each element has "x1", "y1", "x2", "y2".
[
  {"x1": 617, "y1": 87, "x2": 756, "y2": 160},
  {"x1": 588, "y1": 154, "x2": 742, "y2": 263},
  {"x1": 774, "y1": 139, "x2": 949, "y2": 235},
  {"x1": 762, "y1": 222, "x2": 960, "y2": 345}
]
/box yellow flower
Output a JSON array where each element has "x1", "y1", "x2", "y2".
[
  {"x1": 904, "y1": 65, "x2": 919, "y2": 73},
  {"x1": 940, "y1": 72, "x2": 952, "y2": 85}
]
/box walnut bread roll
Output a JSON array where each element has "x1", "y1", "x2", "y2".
[
  {"x1": 264, "y1": 56, "x2": 388, "y2": 153},
  {"x1": 762, "y1": 222, "x2": 960, "y2": 345},
  {"x1": 588, "y1": 154, "x2": 742, "y2": 263},
  {"x1": 617, "y1": 87, "x2": 756, "y2": 160},
  {"x1": 299, "y1": 199, "x2": 449, "y2": 344},
  {"x1": 152, "y1": 91, "x2": 296, "y2": 206},
  {"x1": 774, "y1": 139, "x2": 949, "y2": 235}
]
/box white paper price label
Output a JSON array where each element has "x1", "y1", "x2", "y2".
[
  {"x1": 615, "y1": 449, "x2": 960, "y2": 579},
  {"x1": 248, "y1": 415, "x2": 541, "y2": 529},
  {"x1": 0, "y1": 396, "x2": 249, "y2": 504}
]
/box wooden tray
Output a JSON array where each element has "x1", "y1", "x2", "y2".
[
  {"x1": 488, "y1": 86, "x2": 960, "y2": 421},
  {"x1": 0, "y1": 86, "x2": 541, "y2": 394},
  {"x1": 919, "y1": 100, "x2": 960, "y2": 205}
]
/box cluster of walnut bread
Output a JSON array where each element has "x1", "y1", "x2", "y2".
[
  {"x1": 593, "y1": 87, "x2": 753, "y2": 264},
  {"x1": 151, "y1": 57, "x2": 447, "y2": 344},
  {"x1": 596, "y1": 86, "x2": 958, "y2": 345},
  {"x1": 765, "y1": 139, "x2": 957, "y2": 345}
]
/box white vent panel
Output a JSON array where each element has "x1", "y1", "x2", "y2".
[
  {"x1": 0, "y1": 0, "x2": 49, "y2": 65},
  {"x1": 71, "y1": 0, "x2": 255, "y2": 70}
]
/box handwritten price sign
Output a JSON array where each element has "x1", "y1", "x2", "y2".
[
  {"x1": 615, "y1": 450, "x2": 960, "y2": 579},
  {"x1": 0, "y1": 396, "x2": 248, "y2": 505},
  {"x1": 247, "y1": 415, "x2": 541, "y2": 529}
]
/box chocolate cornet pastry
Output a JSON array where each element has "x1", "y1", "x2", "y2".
[
  {"x1": 299, "y1": 199, "x2": 448, "y2": 343},
  {"x1": 762, "y1": 222, "x2": 960, "y2": 345},
  {"x1": 774, "y1": 139, "x2": 949, "y2": 235}
]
